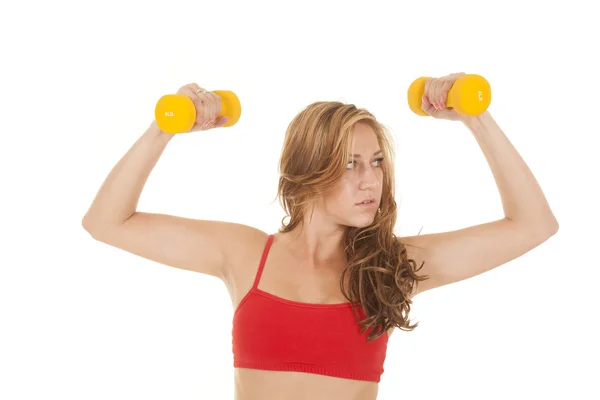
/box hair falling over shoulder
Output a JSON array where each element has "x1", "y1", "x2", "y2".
[{"x1": 276, "y1": 100, "x2": 430, "y2": 341}]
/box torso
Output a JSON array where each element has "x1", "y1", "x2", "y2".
[{"x1": 223, "y1": 230, "x2": 394, "y2": 400}]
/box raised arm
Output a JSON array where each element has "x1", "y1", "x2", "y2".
[
  {"x1": 404, "y1": 74, "x2": 558, "y2": 298},
  {"x1": 82, "y1": 84, "x2": 254, "y2": 281}
]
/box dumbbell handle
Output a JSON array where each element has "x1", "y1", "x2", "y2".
[
  {"x1": 407, "y1": 74, "x2": 491, "y2": 117},
  {"x1": 154, "y1": 90, "x2": 242, "y2": 134}
]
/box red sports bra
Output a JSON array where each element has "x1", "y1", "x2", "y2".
[{"x1": 231, "y1": 234, "x2": 389, "y2": 383}]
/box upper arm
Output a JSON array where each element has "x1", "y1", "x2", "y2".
[
  {"x1": 83, "y1": 212, "x2": 264, "y2": 281},
  {"x1": 401, "y1": 217, "x2": 559, "y2": 298}
]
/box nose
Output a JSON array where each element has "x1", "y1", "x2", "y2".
[{"x1": 359, "y1": 167, "x2": 379, "y2": 191}]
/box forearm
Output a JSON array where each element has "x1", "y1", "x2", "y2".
[
  {"x1": 462, "y1": 111, "x2": 558, "y2": 228},
  {"x1": 83, "y1": 121, "x2": 174, "y2": 228}
]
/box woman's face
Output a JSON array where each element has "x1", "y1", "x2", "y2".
[{"x1": 320, "y1": 123, "x2": 384, "y2": 229}]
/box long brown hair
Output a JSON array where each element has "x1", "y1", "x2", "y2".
[{"x1": 277, "y1": 101, "x2": 430, "y2": 341}]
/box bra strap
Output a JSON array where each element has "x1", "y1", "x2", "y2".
[{"x1": 252, "y1": 234, "x2": 274, "y2": 289}]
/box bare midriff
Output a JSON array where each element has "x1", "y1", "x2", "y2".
[{"x1": 234, "y1": 368, "x2": 380, "y2": 400}]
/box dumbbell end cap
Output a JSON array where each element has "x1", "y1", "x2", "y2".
[
  {"x1": 214, "y1": 90, "x2": 242, "y2": 127},
  {"x1": 155, "y1": 94, "x2": 196, "y2": 134},
  {"x1": 407, "y1": 77, "x2": 430, "y2": 116},
  {"x1": 451, "y1": 74, "x2": 492, "y2": 116}
]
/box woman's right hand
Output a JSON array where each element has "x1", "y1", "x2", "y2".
[{"x1": 176, "y1": 83, "x2": 230, "y2": 132}]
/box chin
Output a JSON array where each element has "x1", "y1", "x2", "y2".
[{"x1": 342, "y1": 215, "x2": 377, "y2": 229}]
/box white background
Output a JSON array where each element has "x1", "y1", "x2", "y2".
[{"x1": 1, "y1": 0, "x2": 599, "y2": 399}]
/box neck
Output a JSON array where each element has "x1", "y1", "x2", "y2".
[{"x1": 280, "y1": 211, "x2": 347, "y2": 267}]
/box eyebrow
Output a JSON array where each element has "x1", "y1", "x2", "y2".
[{"x1": 350, "y1": 150, "x2": 383, "y2": 158}]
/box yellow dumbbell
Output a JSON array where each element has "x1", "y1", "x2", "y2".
[
  {"x1": 154, "y1": 90, "x2": 242, "y2": 134},
  {"x1": 407, "y1": 74, "x2": 491, "y2": 117}
]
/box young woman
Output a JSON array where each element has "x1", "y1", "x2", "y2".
[{"x1": 82, "y1": 73, "x2": 558, "y2": 400}]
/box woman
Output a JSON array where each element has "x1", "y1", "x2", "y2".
[{"x1": 82, "y1": 73, "x2": 559, "y2": 400}]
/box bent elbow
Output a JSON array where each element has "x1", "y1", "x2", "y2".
[{"x1": 81, "y1": 214, "x2": 107, "y2": 240}]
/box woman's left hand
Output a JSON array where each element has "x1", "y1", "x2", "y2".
[{"x1": 421, "y1": 72, "x2": 467, "y2": 121}]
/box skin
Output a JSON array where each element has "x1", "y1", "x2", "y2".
[
  {"x1": 227, "y1": 123, "x2": 387, "y2": 400},
  {"x1": 284, "y1": 122, "x2": 384, "y2": 265},
  {"x1": 83, "y1": 77, "x2": 558, "y2": 400}
]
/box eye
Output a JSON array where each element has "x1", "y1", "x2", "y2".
[{"x1": 347, "y1": 158, "x2": 384, "y2": 170}]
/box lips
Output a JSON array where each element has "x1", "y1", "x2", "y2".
[{"x1": 356, "y1": 199, "x2": 376, "y2": 205}]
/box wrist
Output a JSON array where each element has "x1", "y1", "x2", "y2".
[
  {"x1": 460, "y1": 110, "x2": 493, "y2": 130},
  {"x1": 147, "y1": 120, "x2": 175, "y2": 142}
]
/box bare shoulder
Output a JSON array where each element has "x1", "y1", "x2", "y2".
[
  {"x1": 397, "y1": 234, "x2": 430, "y2": 299},
  {"x1": 398, "y1": 234, "x2": 428, "y2": 263},
  {"x1": 223, "y1": 225, "x2": 271, "y2": 284}
]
